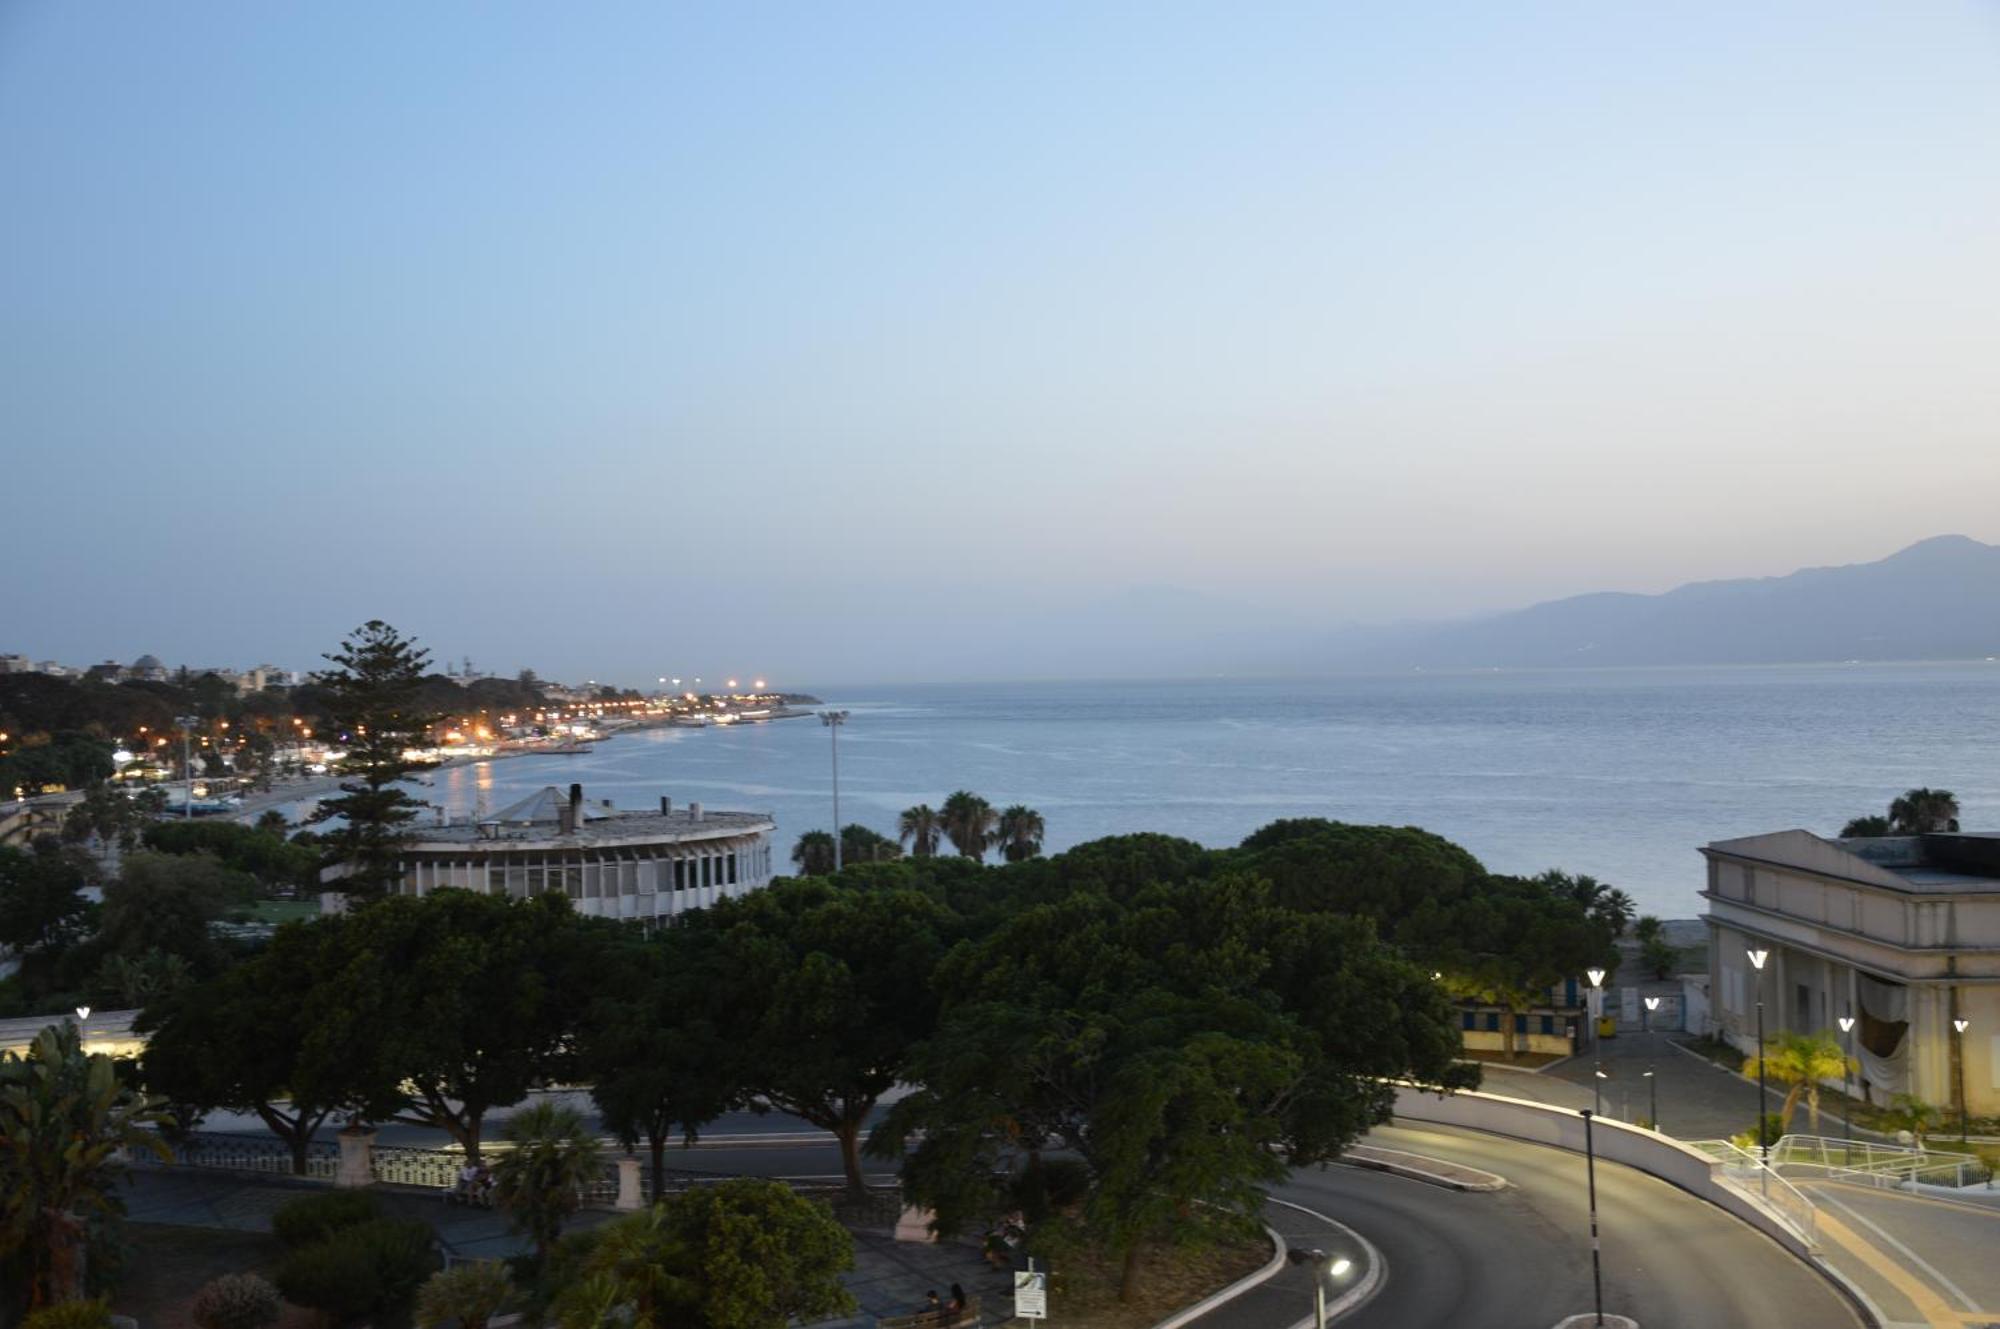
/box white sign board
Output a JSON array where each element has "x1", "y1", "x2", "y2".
[{"x1": 1014, "y1": 1270, "x2": 1048, "y2": 1320}]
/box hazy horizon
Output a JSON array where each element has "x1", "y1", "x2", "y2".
[{"x1": 6, "y1": 4, "x2": 2000, "y2": 684}]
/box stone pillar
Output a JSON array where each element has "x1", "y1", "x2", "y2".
[
  {"x1": 894, "y1": 1205, "x2": 938, "y2": 1243},
  {"x1": 335, "y1": 1127, "x2": 376, "y2": 1189},
  {"x1": 616, "y1": 1155, "x2": 644, "y2": 1211}
]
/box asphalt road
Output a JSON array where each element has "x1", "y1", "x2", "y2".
[{"x1": 1285, "y1": 1122, "x2": 1867, "y2": 1329}]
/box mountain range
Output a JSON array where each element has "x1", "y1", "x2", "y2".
[{"x1": 1355, "y1": 535, "x2": 2000, "y2": 670}]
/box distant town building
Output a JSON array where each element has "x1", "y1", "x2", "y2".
[
  {"x1": 129, "y1": 654, "x2": 169, "y2": 682},
  {"x1": 321, "y1": 784, "x2": 775, "y2": 924},
  {"x1": 0, "y1": 654, "x2": 31, "y2": 674},
  {"x1": 1704, "y1": 830, "x2": 2000, "y2": 1119}
]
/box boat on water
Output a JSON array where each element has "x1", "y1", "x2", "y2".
[{"x1": 536, "y1": 742, "x2": 596, "y2": 755}]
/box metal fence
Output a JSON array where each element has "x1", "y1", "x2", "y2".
[
  {"x1": 1763, "y1": 1133, "x2": 1993, "y2": 1190},
  {"x1": 1684, "y1": 1137, "x2": 1819, "y2": 1245},
  {"x1": 144, "y1": 1130, "x2": 340, "y2": 1181}
]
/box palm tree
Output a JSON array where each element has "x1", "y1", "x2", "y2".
[
  {"x1": 1889, "y1": 788, "x2": 1960, "y2": 834},
  {"x1": 1743, "y1": 1031, "x2": 1854, "y2": 1133},
  {"x1": 416, "y1": 1261, "x2": 514, "y2": 1329},
  {"x1": 490, "y1": 1102, "x2": 603, "y2": 1265},
  {"x1": 995, "y1": 806, "x2": 1046, "y2": 863},
  {"x1": 898, "y1": 805, "x2": 943, "y2": 858},
  {"x1": 1841, "y1": 815, "x2": 1892, "y2": 838},
  {"x1": 939, "y1": 791, "x2": 998, "y2": 861},
  {"x1": 1536, "y1": 870, "x2": 1634, "y2": 935},
  {"x1": 0, "y1": 1023, "x2": 172, "y2": 1308},
  {"x1": 839, "y1": 824, "x2": 901, "y2": 865},
  {"x1": 790, "y1": 830, "x2": 837, "y2": 877},
  {"x1": 549, "y1": 1207, "x2": 678, "y2": 1329}
]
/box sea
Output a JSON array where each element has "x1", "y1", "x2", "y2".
[{"x1": 408, "y1": 662, "x2": 2000, "y2": 920}]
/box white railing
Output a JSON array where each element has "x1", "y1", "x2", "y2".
[
  {"x1": 1681, "y1": 1138, "x2": 1818, "y2": 1245},
  {"x1": 1763, "y1": 1133, "x2": 1991, "y2": 1191}
]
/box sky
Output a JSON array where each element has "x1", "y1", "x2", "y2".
[{"x1": 4, "y1": 3, "x2": 2000, "y2": 685}]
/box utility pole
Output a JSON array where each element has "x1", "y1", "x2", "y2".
[
  {"x1": 176, "y1": 714, "x2": 199, "y2": 818},
  {"x1": 820, "y1": 710, "x2": 848, "y2": 871},
  {"x1": 1837, "y1": 1015, "x2": 1856, "y2": 1153},
  {"x1": 1581, "y1": 1108, "x2": 1606, "y2": 1328}
]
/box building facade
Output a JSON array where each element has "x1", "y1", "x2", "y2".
[
  {"x1": 1703, "y1": 829, "x2": 2000, "y2": 1117},
  {"x1": 322, "y1": 784, "x2": 776, "y2": 924}
]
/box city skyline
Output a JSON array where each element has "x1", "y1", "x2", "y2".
[{"x1": 5, "y1": 4, "x2": 1999, "y2": 681}]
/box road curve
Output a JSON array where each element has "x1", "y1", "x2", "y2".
[{"x1": 1284, "y1": 1122, "x2": 1866, "y2": 1329}]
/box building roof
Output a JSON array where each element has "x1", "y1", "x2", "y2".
[
  {"x1": 1705, "y1": 829, "x2": 2000, "y2": 894},
  {"x1": 406, "y1": 786, "x2": 771, "y2": 853}
]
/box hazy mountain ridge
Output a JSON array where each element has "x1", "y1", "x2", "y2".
[{"x1": 1363, "y1": 535, "x2": 2000, "y2": 669}]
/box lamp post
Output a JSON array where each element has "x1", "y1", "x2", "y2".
[
  {"x1": 1748, "y1": 948, "x2": 1770, "y2": 1186},
  {"x1": 1587, "y1": 967, "x2": 1607, "y2": 1049},
  {"x1": 1954, "y1": 1016, "x2": 1971, "y2": 1145},
  {"x1": 1286, "y1": 1247, "x2": 1341, "y2": 1329},
  {"x1": 1644, "y1": 1063, "x2": 1658, "y2": 1132},
  {"x1": 1643, "y1": 994, "x2": 1659, "y2": 1035},
  {"x1": 1580, "y1": 1108, "x2": 1607, "y2": 1328},
  {"x1": 819, "y1": 710, "x2": 848, "y2": 872},
  {"x1": 176, "y1": 714, "x2": 199, "y2": 819},
  {"x1": 1837, "y1": 1015, "x2": 1857, "y2": 1152},
  {"x1": 1593, "y1": 1060, "x2": 1607, "y2": 1116}
]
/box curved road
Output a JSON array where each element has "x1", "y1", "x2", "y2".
[{"x1": 1284, "y1": 1122, "x2": 1865, "y2": 1329}]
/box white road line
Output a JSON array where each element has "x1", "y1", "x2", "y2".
[
  {"x1": 1811, "y1": 1187, "x2": 1982, "y2": 1315},
  {"x1": 1265, "y1": 1196, "x2": 1387, "y2": 1325}
]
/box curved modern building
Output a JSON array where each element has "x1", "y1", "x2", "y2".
[{"x1": 324, "y1": 783, "x2": 775, "y2": 922}]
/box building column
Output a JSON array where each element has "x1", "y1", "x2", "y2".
[
  {"x1": 335, "y1": 1127, "x2": 376, "y2": 1189},
  {"x1": 616, "y1": 1156, "x2": 644, "y2": 1210}
]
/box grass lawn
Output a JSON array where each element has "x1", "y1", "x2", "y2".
[{"x1": 237, "y1": 898, "x2": 321, "y2": 925}]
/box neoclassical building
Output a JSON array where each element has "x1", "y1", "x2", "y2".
[
  {"x1": 323, "y1": 784, "x2": 776, "y2": 923},
  {"x1": 1703, "y1": 829, "x2": 2000, "y2": 1117}
]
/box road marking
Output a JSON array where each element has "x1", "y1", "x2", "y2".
[
  {"x1": 1812, "y1": 1188, "x2": 1981, "y2": 1313},
  {"x1": 1811, "y1": 1205, "x2": 1974, "y2": 1329}
]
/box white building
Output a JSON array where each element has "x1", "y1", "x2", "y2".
[
  {"x1": 1703, "y1": 829, "x2": 2000, "y2": 1117},
  {"x1": 322, "y1": 784, "x2": 775, "y2": 924}
]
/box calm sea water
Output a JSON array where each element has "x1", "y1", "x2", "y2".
[{"x1": 419, "y1": 664, "x2": 2000, "y2": 919}]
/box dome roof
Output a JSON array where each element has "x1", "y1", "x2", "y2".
[{"x1": 132, "y1": 654, "x2": 164, "y2": 670}]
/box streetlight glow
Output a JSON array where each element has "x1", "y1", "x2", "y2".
[
  {"x1": 1837, "y1": 1016, "x2": 1855, "y2": 1033},
  {"x1": 1329, "y1": 1257, "x2": 1352, "y2": 1279},
  {"x1": 1586, "y1": 968, "x2": 1606, "y2": 988},
  {"x1": 1746, "y1": 948, "x2": 1768, "y2": 970},
  {"x1": 1955, "y1": 1018, "x2": 1970, "y2": 1034},
  {"x1": 75, "y1": 1005, "x2": 90, "y2": 1022}
]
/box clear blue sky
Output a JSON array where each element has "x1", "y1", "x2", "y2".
[{"x1": 4, "y1": 3, "x2": 1999, "y2": 683}]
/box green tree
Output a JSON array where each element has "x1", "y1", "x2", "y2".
[
  {"x1": 1744, "y1": 1031, "x2": 1853, "y2": 1132},
  {"x1": 314, "y1": 621, "x2": 439, "y2": 898},
  {"x1": 329, "y1": 891, "x2": 600, "y2": 1158},
  {"x1": 1632, "y1": 915, "x2": 1664, "y2": 945},
  {"x1": 702, "y1": 882, "x2": 948, "y2": 1193},
  {"x1": 1640, "y1": 935, "x2": 1678, "y2": 981},
  {"x1": 790, "y1": 830, "x2": 836, "y2": 876},
  {"x1": 839, "y1": 824, "x2": 900, "y2": 866},
  {"x1": 140, "y1": 922, "x2": 367, "y2": 1174},
  {"x1": 0, "y1": 842, "x2": 93, "y2": 956},
  {"x1": 0, "y1": 1024, "x2": 171, "y2": 1309},
  {"x1": 581, "y1": 930, "x2": 741, "y2": 1199},
  {"x1": 897, "y1": 804, "x2": 942, "y2": 858},
  {"x1": 1539, "y1": 871, "x2": 1636, "y2": 936},
  {"x1": 415, "y1": 1262, "x2": 513, "y2": 1329},
  {"x1": 1889, "y1": 788, "x2": 1960, "y2": 834},
  {"x1": 939, "y1": 790, "x2": 997, "y2": 861},
  {"x1": 1840, "y1": 815, "x2": 1892, "y2": 838},
  {"x1": 491, "y1": 1102, "x2": 602, "y2": 1265},
  {"x1": 60, "y1": 783, "x2": 163, "y2": 852},
  {"x1": 97, "y1": 851, "x2": 257, "y2": 976},
  {"x1": 996, "y1": 805, "x2": 1046, "y2": 863},
  {"x1": 548, "y1": 1180, "x2": 855, "y2": 1329}
]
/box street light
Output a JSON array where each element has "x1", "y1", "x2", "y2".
[
  {"x1": 819, "y1": 711, "x2": 848, "y2": 872},
  {"x1": 1954, "y1": 1015, "x2": 1971, "y2": 1144},
  {"x1": 1837, "y1": 1015, "x2": 1857, "y2": 1151},
  {"x1": 1586, "y1": 967, "x2": 1607, "y2": 1048},
  {"x1": 1593, "y1": 1060, "x2": 1608, "y2": 1116},
  {"x1": 1747, "y1": 948, "x2": 1770, "y2": 1183},
  {"x1": 1285, "y1": 1248, "x2": 1338, "y2": 1329},
  {"x1": 1579, "y1": 1108, "x2": 1607, "y2": 1328},
  {"x1": 1643, "y1": 1063, "x2": 1657, "y2": 1133},
  {"x1": 1643, "y1": 994, "x2": 1659, "y2": 1035}
]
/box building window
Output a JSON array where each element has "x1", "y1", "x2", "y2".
[
  {"x1": 1462, "y1": 1011, "x2": 1476, "y2": 1030},
  {"x1": 1485, "y1": 1012, "x2": 1500, "y2": 1032},
  {"x1": 727, "y1": 851, "x2": 738, "y2": 884},
  {"x1": 1541, "y1": 1015, "x2": 1555, "y2": 1035}
]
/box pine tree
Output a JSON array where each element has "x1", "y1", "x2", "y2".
[{"x1": 314, "y1": 621, "x2": 438, "y2": 899}]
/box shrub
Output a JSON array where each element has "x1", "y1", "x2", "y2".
[
  {"x1": 190, "y1": 1273, "x2": 283, "y2": 1329},
  {"x1": 414, "y1": 1261, "x2": 514, "y2": 1329},
  {"x1": 22, "y1": 1302, "x2": 113, "y2": 1329},
  {"x1": 275, "y1": 1217, "x2": 437, "y2": 1320},
  {"x1": 271, "y1": 1189, "x2": 384, "y2": 1249}
]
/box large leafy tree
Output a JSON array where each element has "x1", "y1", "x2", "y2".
[
  {"x1": 0, "y1": 841, "x2": 94, "y2": 957},
  {"x1": 838, "y1": 824, "x2": 900, "y2": 866},
  {"x1": 97, "y1": 852, "x2": 257, "y2": 977},
  {"x1": 491, "y1": 1102, "x2": 602, "y2": 1265},
  {"x1": 879, "y1": 875, "x2": 1469, "y2": 1301},
  {"x1": 939, "y1": 790, "x2": 997, "y2": 861},
  {"x1": 700, "y1": 881, "x2": 949, "y2": 1193},
  {"x1": 549, "y1": 1179, "x2": 855, "y2": 1329},
  {"x1": 580, "y1": 929, "x2": 742, "y2": 1199},
  {"x1": 139, "y1": 921, "x2": 367, "y2": 1174},
  {"x1": 897, "y1": 804, "x2": 942, "y2": 858},
  {"x1": 995, "y1": 805, "x2": 1046, "y2": 863},
  {"x1": 789, "y1": 830, "x2": 836, "y2": 877},
  {"x1": 60, "y1": 782, "x2": 165, "y2": 853},
  {"x1": 328, "y1": 891, "x2": 602, "y2": 1158},
  {"x1": 314, "y1": 621, "x2": 439, "y2": 898},
  {"x1": 0, "y1": 1024, "x2": 171, "y2": 1310}
]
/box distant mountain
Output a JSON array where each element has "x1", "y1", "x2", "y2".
[{"x1": 1357, "y1": 535, "x2": 2000, "y2": 669}]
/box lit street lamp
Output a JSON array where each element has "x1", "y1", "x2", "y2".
[
  {"x1": 1587, "y1": 966, "x2": 1606, "y2": 1049},
  {"x1": 1643, "y1": 994, "x2": 1659, "y2": 1035},
  {"x1": 1285, "y1": 1248, "x2": 1351, "y2": 1329},
  {"x1": 1954, "y1": 1015, "x2": 1971, "y2": 1144},
  {"x1": 1837, "y1": 1015, "x2": 1857, "y2": 1151},
  {"x1": 820, "y1": 711, "x2": 848, "y2": 871},
  {"x1": 1748, "y1": 948, "x2": 1770, "y2": 1186},
  {"x1": 1594, "y1": 1060, "x2": 1608, "y2": 1116}
]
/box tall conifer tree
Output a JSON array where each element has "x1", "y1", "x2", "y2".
[{"x1": 315, "y1": 620, "x2": 436, "y2": 898}]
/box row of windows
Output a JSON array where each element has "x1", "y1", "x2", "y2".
[
  {"x1": 1462, "y1": 1012, "x2": 1561, "y2": 1036},
  {"x1": 397, "y1": 839, "x2": 772, "y2": 902}
]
